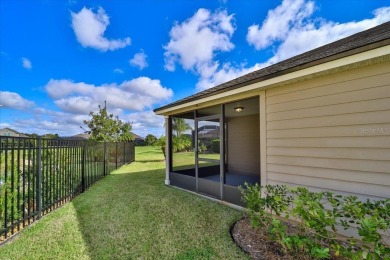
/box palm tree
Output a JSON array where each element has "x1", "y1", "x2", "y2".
[{"x1": 172, "y1": 118, "x2": 192, "y2": 137}]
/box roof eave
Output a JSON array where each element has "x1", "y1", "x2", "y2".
[{"x1": 155, "y1": 43, "x2": 390, "y2": 116}]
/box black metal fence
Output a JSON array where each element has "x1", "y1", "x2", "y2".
[{"x1": 0, "y1": 136, "x2": 135, "y2": 242}]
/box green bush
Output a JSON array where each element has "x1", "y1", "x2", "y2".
[
  {"x1": 211, "y1": 139, "x2": 220, "y2": 153},
  {"x1": 172, "y1": 135, "x2": 192, "y2": 152},
  {"x1": 240, "y1": 183, "x2": 390, "y2": 259}
]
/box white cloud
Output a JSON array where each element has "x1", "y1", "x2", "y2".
[
  {"x1": 163, "y1": 8, "x2": 238, "y2": 92},
  {"x1": 12, "y1": 118, "x2": 83, "y2": 136},
  {"x1": 22, "y1": 57, "x2": 32, "y2": 69},
  {"x1": 71, "y1": 7, "x2": 131, "y2": 51},
  {"x1": 196, "y1": 62, "x2": 263, "y2": 91},
  {"x1": 45, "y1": 77, "x2": 173, "y2": 114},
  {"x1": 124, "y1": 110, "x2": 165, "y2": 137},
  {"x1": 114, "y1": 68, "x2": 124, "y2": 74},
  {"x1": 247, "y1": 0, "x2": 390, "y2": 63},
  {"x1": 45, "y1": 79, "x2": 92, "y2": 99},
  {"x1": 130, "y1": 51, "x2": 148, "y2": 70},
  {"x1": 268, "y1": 7, "x2": 390, "y2": 63},
  {"x1": 0, "y1": 91, "x2": 35, "y2": 110},
  {"x1": 29, "y1": 108, "x2": 91, "y2": 135},
  {"x1": 0, "y1": 94, "x2": 164, "y2": 136},
  {"x1": 55, "y1": 96, "x2": 95, "y2": 114},
  {"x1": 247, "y1": 0, "x2": 314, "y2": 50},
  {"x1": 197, "y1": 2, "x2": 390, "y2": 91},
  {"x1": 164, "y1": 8, "x2": 235, "y2": 72}
]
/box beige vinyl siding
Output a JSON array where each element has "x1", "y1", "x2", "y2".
[
  {"x1": 265, "y1": 61, "x2": 390, "y2": 200},
  {"x1": 227, "y1": 114, "x2": 260, "y2": 176}
]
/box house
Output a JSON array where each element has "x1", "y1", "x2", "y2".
[
  {"x1": 154, "y1": 22, "x2": 390, "y2": 207},
  {"x1": 63, "y1": 132, "x2": 144, "y2": 144},
  {"x1": 132, "y1": 133, "x2": 146, "y2": 146},
  {"x1": 0, "y1": 128, "x2": 28, "y2": 137},
  {"x1": 62, "y1": 133, "x2": 91, "y2": 140}
]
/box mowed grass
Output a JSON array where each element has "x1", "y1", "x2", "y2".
[
  {"x1": 172, "y1": 150, "x2": 220, "y2": 171},
  {"x1": 0, "y1": 146, "x2": 248, "y2": 259}
]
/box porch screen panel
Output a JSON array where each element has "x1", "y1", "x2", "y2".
[{"x1": 171, "y1": 115, "x2": 195, "y2": 175}]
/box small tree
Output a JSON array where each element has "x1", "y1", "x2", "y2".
[
  {"x1": 172, "y1": 118, "x2": 192, "y2": 137},
  {"x1": 145, "y1": 134, "x2": 158, "y2": 146},
  {"x1": 157, "y1": 135, "x2": 166, "y2": 158},
  {"x1": 41, "y1": 133, "x2": 59, "y2": 139},
  {"x1": 82, "y1": 101, "x2": 133, "y2": 142}
]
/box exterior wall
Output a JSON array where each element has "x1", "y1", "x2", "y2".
[
  {"x1": 265, "y1": 61, "x2": 390, "y2": 201},
  {"x1": 227, "y1": 114, "x2": 260, "y2": 176}
]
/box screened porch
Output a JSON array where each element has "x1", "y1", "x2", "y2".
[{"x1": 166, "y1": 96, "x2": 260, "y2": 206}]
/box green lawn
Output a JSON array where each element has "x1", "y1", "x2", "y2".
[
  {"x1": 172, "y1": 150, "x2": 221, "y2": 171},
  {"x1": 0, "y1": 146, "x2": 248, "y2": 259}
]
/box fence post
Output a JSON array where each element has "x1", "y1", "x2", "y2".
[
  {"x1": 81, "y1": 141, "x2": 86, "y2": 192},
  {"x1": 36, "y1": 138, "x2": 42, "y2": 220},
  {"x1": 132, "y1": 142, "x2": 135, "y2": 162},
  {"x1": 115, "y1": 142, "x2": 118, "y2": 169},
  {"x1": 103, "y1": 142, "x2": 107, "y2": 176},
  {"x1": 123, "y1": 142, "x2": 126, "y2": 165}
]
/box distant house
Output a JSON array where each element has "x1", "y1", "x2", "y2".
[
  {"x1": 154, "y1": 22, "x2": 390, "y2": 208},
  {"x1": 0, "y1": 128, "x2": 28, "y2": 137},
  {"x1": 132, "y1": 133, "x2": 145, "y2": 146},
  {"x1": 61, "y1": 133, "x2": 91, "y2": 140},
  {"x1": 63, "y1": 132, "x2": 144, "y2": 144}
]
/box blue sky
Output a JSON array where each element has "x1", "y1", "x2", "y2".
[{"x1": 1, "y1": 0, "x2": 389, "y2": 137}]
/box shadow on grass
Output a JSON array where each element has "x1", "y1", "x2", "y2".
[
  {"x1": 136, "y1": 149, "x2": 163, "y2": 155},
  {"x1": 71, "y1": 167, "x2": 246, "y2": 259},
  {"x1": 136, "y1": 159, "x2": 165, "y2": 163},
  {"x1": 71, "y1": 168, "x2": 165, "y2": 259}
]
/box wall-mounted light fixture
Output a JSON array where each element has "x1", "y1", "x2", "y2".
[{"x1": 234, "y1": 106, "x2": 244, "y2": 112}]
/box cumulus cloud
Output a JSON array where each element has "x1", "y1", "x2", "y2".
[
  {"x1": 0, "y1": 91, "x2": 35, "y2": 110},
  {"x1": 124, "y1": 110, "x2": 165, "y2": 137},
  {"x1": 12, "y1": 118, "x2": 84, "y2": 136},
  {"x1": 16, "y1": 107, "x2": 165, "y2": 137},
  {"x1": 25, "y1": 108, "x2": 92, "y2": 135},
  {"x1": 196, "y1": 62, "x2": 263, "y2": 91},
  {"x1": 44, "y1": 77, "x2": 173, "y2": 114},
  {"x1": 163, "y1": 8, "x2": 238, "y2": 91},
  {"x1": 71, "y1": 7, "x2": 131, "y2": 51},
  {"x1": 164, "y1": 8, "x2": 235, "y2": 72},
  {"x1": 247, "y1": 0, "x2": 314, "y2": 50},
  {"x1": 193, "y1": 1, "x2": 390, "y2": 91},
  {"x1": 4, "y1": 63, "x2": 170, "y2": 137},
  {"x1": 130, "y1": 51, "x2": 148, "y2": 70},
  {"x1": 22, "y1": 57, "x2": 32, "y2": 69},
  {"x1": 247, "y1": 0, "x2": 390, "y2": 63}
]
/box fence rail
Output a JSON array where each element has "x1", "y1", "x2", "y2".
[{"x1": 0, "y1": 136, "x2": 135, "y2": 242}]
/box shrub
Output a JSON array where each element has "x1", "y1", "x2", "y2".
[
  {"x1": 240, "y1": 183, "x2": 390, "y2": 259},
  {"x1": 173, "y1": 135, "x2": 192, "y2": 152},
  {"x1": 211, "y1": 139, "x2": 220, "y2": 153}
]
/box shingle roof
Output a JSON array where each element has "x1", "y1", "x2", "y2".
[
  {"x1": 131, "y1": 132, "x2": 144, "y2": 140},
  {"x1": 154, "y1": 21, "x2": 390, "y2": 113},
  {"x1": 0, "y1": 127, "x2": 28, "y2": 137}
]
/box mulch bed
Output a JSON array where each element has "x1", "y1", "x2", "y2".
[
  {"x1": 230, "y1": 217, "x2": 346, "y2": 260},
  {"x1": 231, "y1": 217, "x2": 309, "y2": 259},
  {"x1": 231, "y1": 217, "x2": 348, "y2": 260}
]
